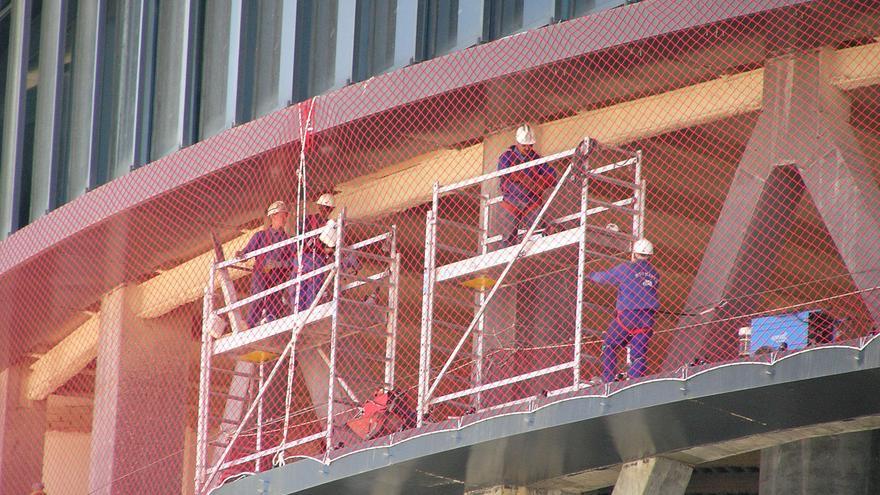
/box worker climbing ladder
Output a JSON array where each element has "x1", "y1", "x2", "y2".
[
  {"x1": 418, "y1": 137, "x2": 645, "y2": 424},
  {"x1": 195, "y1": 211, "x2": 400, "y2": 494}
]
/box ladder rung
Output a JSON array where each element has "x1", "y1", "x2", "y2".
[
  {"x1": 583, "y1": 224, "x2": 637, "y2": 241},
  {"x1": 451, "y1": 189, "x2": 489, "y2": 201},
  {"x1": 210, "y1": 367, "x2": 255, "y2": 379},
  {"x1": 338, "y1": 297, "x2": 392, "y2": 313},
  {"x1": 433, "y1": 319, "x2": 468, "y2": 332},
  {"x1": 434, "y1": 293, "x2": 479, "y2": 310},
  {"x1": 340, "y1": 248, "x2": 394, "y2": 263},
  {"x1": 209, "y1": 438, "x2": 230, "y2": 448},
  {"x1": 335, "y1": 374, "x2": 384, "y2": 389},
  {"x1": 210, "y1": 392, "x2": 249, "y2": 402},
  {"x1": 447, "y1": 399, "x2": 476, "y2": 411},
  {"x1": 431, "y1": 344, "x2": 477, "y2": 360},
  {"x1": 337, "y1": 321, "x2": 389, "y2": 337},
  {"x1": 584, "y1": 248, "x2": 628, "y2": 263},
  {"x1": 211, "y1": 416, "x2": 241, "y2": 426},
  {"x1": 340, "y1": 271, "x2": 392, "y2": 287},
  {"x1": 443, "y1": 373, "x2": 474, "y2": 387},
  {"x1": 437, "y1": 218, "x2": 484, "y2": 233},
  {"x1": 588, "y1": 199, "x2": 640, "y2": 215},
  {"x1": 436, "y1": 243, "x2": 479, "y2": 257},
  {"x1": 588, "y1": 173, "x2": 639, "y2": 189},
  {"x1": 337, "y1": 347, "x2": 391, "y2": 363}
]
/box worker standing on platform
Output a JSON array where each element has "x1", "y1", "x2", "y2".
[
  {"x1": 238, "y1": 201, "x2": 293, "y2": 327},
  {"x1": 295, "y1": 193, "x2": 336, "y2": 311},
  {"x1": 496, "y1": 124, "x2": 558, "y2": 247},
  {"x1": 589, "y1": 238, "x2": 660, "y2": 382}
]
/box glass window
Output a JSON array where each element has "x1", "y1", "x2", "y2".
[
  {"x1": 418, "y1": 0, "x2": 483, "y2": 60},
  {"x1": 0, "y1": 7, "x2": 10, "y2": 172},
  {"x1": 353, "y1": 0, "x2": 396, "y2": 81},
  {"x1": 249, "y1": 0, "x2": 285, "y2": 118},
  {"x1": 150, "y1": 0, "x2": 188, "y2": 160},
  {"x1": 95, "y1": 0, "x2": 157, "y2": 184},
  {"x1": 199, "y1": 0, "x2": 236, "y2": 140},
  {"x1": 485, "y1": 0, "x2": 553, "y2": 40},
  {"x1": 293, "y1": 0, "x2": 356, "y2": 102},
  {"x1": 19, "y1": 0, "x2": 43, "y2": 227},
  {"x1": 51, "y1": 0, "x2": 79, "y2": 209},
  {"x1": 556, "y1": 0, "x2": 630, "y2": 20}
]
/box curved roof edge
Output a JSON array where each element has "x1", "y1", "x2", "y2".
[
  {"x1": 215, "y1": 336, "x2": 880, "y2": 494},
  {"x1": 0, "y1": 0, "x2": 808, "y2": 276}
]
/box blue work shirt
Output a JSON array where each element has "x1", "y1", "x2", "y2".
[
  {"x1": 243, "y1": 227, "x2": 293, "y2": 276},
  {"x1": 497, "y1": 146, "x2": 556, "y2": 209},
  {"x1": 589, "y1": 259, "x2": 660, "y2": 313}
]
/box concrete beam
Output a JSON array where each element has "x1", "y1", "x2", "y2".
[
  {"x1": 611, "y1": 457, "x2": 693, "y2": 495},
  {"x1": 135, "y1": 231, "x2": 253, "y2": 319},
  {"x1": 531, "y1": 415, "x2": 880, "y2": 495},
  {"x1": 25, "y1": 313, "x2": 100, "y2": 401},
  {"x1": 36, "y1": 42, "x2": 880, "y2": 396}
]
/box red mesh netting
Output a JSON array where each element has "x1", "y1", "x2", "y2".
[{"x1": 2, "y1": 1, "x2": 880, "y2": 493}]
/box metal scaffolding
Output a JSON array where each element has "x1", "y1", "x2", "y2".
[
  {"x1": 418, "y1": 139, "x2": 644, "y2": 423},
  {"x1": 195, "y1": 212, "x2": 400, "y2": 494}
]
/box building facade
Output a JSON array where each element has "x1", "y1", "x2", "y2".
[{"x1": 2, "y1": 1, "x2": 880, "y2": 494}]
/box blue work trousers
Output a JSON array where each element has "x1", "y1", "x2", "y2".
[
  {"x1": 601, "y1": 316, "x2": 652, "y2": 382},
  {"x1": 496, "y1": 202, "x2": 544, "y2": 248},
  {"x1": 246, "y1": 269, "x2": 288, "y2": 328},
  {"x1": 295, "y1": 251, "x2": 328, "y2": 311}
]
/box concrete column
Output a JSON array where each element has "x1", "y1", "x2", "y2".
[
  {"x1": 88, "y1": 285, "x2": 191, "y2": 494},
  {"x1": 481, "y1": 130, "x2": 521, "y2": 405},
  {"x1": 480, "y1": 127, "x2": 579, "y2": 403},
  {"x1": 667, "y1": 49, "x2": 880, "y2": 368},
  {"x1": 612, "y1": 457, "x2": 693, "y2": 495},
  {"x1": 467, "y1": 486, "x2": 575, "y2": 495},
  {"x1": 760, "y1": 430, "x2": 880, "y2": 495},
  {"x1": 0, "y1": 365, "x2": 47, "y2": 494}
]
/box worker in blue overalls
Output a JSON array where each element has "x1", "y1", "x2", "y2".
[
  {"x1": 497, "y1": 124, "x2": 557, "y2": 247},
  {"x1": 239, "y1": 200, "x2": 294, "y2": 327},
  {"x1": 589, "y1": 238, "x2": 660, "y2": 382}
]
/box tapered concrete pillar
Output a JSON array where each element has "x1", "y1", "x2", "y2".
[
  {"x1": 760, "y1": 430, "x2": 880, "y2": 495},
  {"x1": 88, "y1": 285, "x2": 191, "y2": 494},
  {"x1": 612, "y1": 457, "x2": 693, "y2": 495},
  {"x1": 467, "y1": 486, "x2": 575, "y2": 495},
  {"x1": 667, "y1": 49, "x2": 880, "y2": 368},
  {"x1": 0, "y1": 365, "x2": 47, "y2": 494}
]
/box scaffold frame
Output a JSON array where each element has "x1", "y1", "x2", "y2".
[
  {"x1": 195, "y1": 211, "x2": 400, "y2": 494},
  {"x1": 418, "y1": 138, "x2": 644, "y2": 424}
]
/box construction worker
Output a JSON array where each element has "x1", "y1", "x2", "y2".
[
  {"x1": 496, "y1": 124, "x2": 558, "y2": 247},
  {"x1": 589, "y1": 238, "x2": 660, "y2": 382},
  {"x1": 295, "y1": 193, "x2": 337, "y2": 311},
  {"x1": 238, "y1": 201, "x2": 294, "y2": 327}
]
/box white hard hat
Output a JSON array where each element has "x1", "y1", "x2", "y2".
[
  {"x1": 515, "y1": 124, "x2": 536, "y2": 145},
  {"x1": 266, "y1": 200, "x2": 289, "y2": 216},
  {"x1": 633, "y1": 238, "x2": 654, "y2": 256},
  {"x1": 606, "y1": 223, "x2": 620, "y2": 232},
  {"x1": 319, "y1": 219, "x2": 338, "y2": 248},
  {"x1": 316, "y1": 193, "x2": 335, "y2": 208}
]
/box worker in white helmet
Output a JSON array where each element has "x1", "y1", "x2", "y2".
[
  {"x1": 293, "y1": 193, "x2": 336, "y2": 311},
  {"x1": 588, "y1": 238, "x2": 660, "y2": 382},
  {"x1": 496, "y1": 124, "x2": 558, "y2": 247},
  {"x1": 293, "y1": 193, "x2": 359, "y2": 310},
  {"x1": 238, "y1": 201, "x2": 293, "y2": 326}
]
